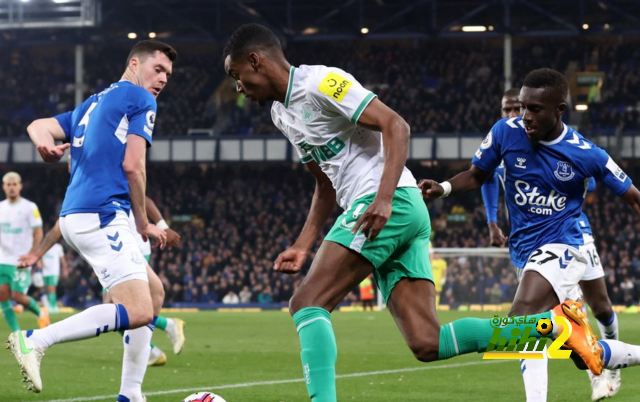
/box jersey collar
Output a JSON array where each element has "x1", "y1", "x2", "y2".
[
  {"x1": 284, "y1": 66, "x2": 296, "y2": 109},
  {"x1": 539, "y1": 123, "x2": 568, "y2": 146}
]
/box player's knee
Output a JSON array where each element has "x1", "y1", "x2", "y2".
[
  {"x1": 590, "y1": 301, "x2": 613, "y2": 323},
  {"x1": 408, "y1": 337, "x2": 439, "y2": 362},
  {"x1": 0, "y1": 289, "x2": 9, "y2": 302},
  {"x1": 123, "y1": 304, "x2": 154, "y2": 328}
]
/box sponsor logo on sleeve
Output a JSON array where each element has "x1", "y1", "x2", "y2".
[
  {"x1": 318, "y1": 72, "x2": 353, "y2": 103},
  {"x1": 33, "y1": 209, "x2": 41, "y2": 219},
  {"x1": 606, "y1": 157, "x2": 627, "y2": 182}
]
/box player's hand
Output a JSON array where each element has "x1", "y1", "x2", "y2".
[
  {"x1": 351, "y1": 198, "x2": 391, "y2": 242},
  {"x1": 18, "y1": 253, "x2": 38, "y2": 269},
  {"x1": 140, "y1": 224, "x2": 167, "y2": 250},
  {"x1": 274, "y1": 247, "x2": 308, "y2": 274},
  {"x1": 37, "y1": 143, "x2": 70, "y2": 163},
  {"x1": 165, "y1": 228, "x2": 181, "y2": 249},
  {"x1": 488, "y1": 222, "x2": 508, "y2": 247},
  {"x1": 418, "y1": 179, "x2": 443, "y2": 199}
]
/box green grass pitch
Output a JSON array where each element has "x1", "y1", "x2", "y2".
[{"x1": 2, "y1": 310, "x2": 640, "y2": 401}]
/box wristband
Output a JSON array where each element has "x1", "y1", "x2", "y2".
[
  {"x1": 439, "y1": 181, "x2": 452, "y2": 198},
  {"x1": 156, "y1": 219, "x2": 169, "y2": 230}
]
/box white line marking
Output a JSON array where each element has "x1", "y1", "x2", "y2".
[{"x1": 37, "y1": 360, "x2": 510, "y2": 402}]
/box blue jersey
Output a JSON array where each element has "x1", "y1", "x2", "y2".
[
  {"x1": 481, "y1": 162, "x2": 505, "y2": 223},
  {"x1": 55, "y1": 81, "x2": 156, "y2": 226},
  {"x1": 472, "y1": 117, "x2": 631, "y2": 268}
]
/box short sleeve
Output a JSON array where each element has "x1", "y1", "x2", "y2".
[
  {"x1": 54, "y1": 112, "x2": 73, "y2": 143},
  {"x1": 471, "y1": 121, "x2": 504, "y2": 173},
  {"x1": 127, "y1": 86, "x2": 157, "y2": 146},
  {"x1": 585, "y1": 146, "x2": 632, "y2": 196},
  {"x1": 29, "y1": 203, "x2": 43, "y2": 229},
  {"x1": 306, "y1": 68, "x2": 376, "y2": 125}
]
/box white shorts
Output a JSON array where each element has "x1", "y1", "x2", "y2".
[
  {"x1": 31, "y1": 271, "x2": 44, "y2": 288},
  {"x1": 579, "y1": 233, "x2": 605, "y2": 281},
  {"x1": 518, "y1": 243, "x2": 588, "y2": 302},
  {"x1": 59, "y1": 211, "x2": 148, "y2": 290}
]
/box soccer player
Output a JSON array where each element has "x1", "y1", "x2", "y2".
[
  {"x1": 19, "y1": 197, "x2": 186, "y2": 366},
  {"x1": 482, "y1": 88, "x2": 620, "y2": 401},
  {"x1": 7, "y1": 40, "x2": 174, "y2": 401},
  {"x1": 40, "y1": 236, "x2": 66, "y2": 314},
  {"x1": 0, "y1": 172, "x2": 48, "y2": 332},
  {"x1": 223, "y1": 24, "x2": 605, "y2": 402},
  {"x1": 421, "y1": 68, "x2": 640, "y2": 388}
]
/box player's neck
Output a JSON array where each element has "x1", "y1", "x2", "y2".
[
  {"x1": 542, "y1": 121, "x2": 564, "y2": 142},
  {"x1": 274, "y1": 62, "x2": 293, "y2": 103},
  {"x1": 120, "y1": 70, "x2": 141, "y2": 87},
  {"x1": 7, "y1": 196, "x2": 20, "y2": 204}
]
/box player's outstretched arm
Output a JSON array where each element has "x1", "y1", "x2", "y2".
[
  {"x1": 274, "y1": 161, "x2": 335, "y2": 274},
  {"x1": 145, "y1": 196, "x2": 181, "y2": 248},
  {"x1": 18, "y1": 220, "x2": 61, "y2": 268},
  {"x1": 621, "y1": 185, "x2": 640, "y2": 218},
  {"x1": 419, "y1": 165, "x2": 493, "y2": 200},
  {"x1": 27, "y1": 118, "x2": 70, "y2": 163},
  {"x1": 124, "y1": 135, "x2": 166, "y2": 249},
  {"x1": 352, "y1": 98, "x2": 409, "y2": 241},
  {"x1": 481, "y1": 172, "x2": 508, "y2": 247}
]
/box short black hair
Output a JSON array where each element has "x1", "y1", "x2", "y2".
[
  {"x1": 126, "y1": 40, "x2": 178, "y2": 67},
  {"x1": 522, "y1": 68, "x2": 568, "y2": 99},
  {"x1": 223, "y1": 23, "x2": 283, "y2": 60},
  {"x1": 503, "y1": 87, "x2": 520, "y2": 98}
]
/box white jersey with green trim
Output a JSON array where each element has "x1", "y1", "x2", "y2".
[
  {"x1": 42, "y1": 243, "x2": 64, "y2": 277},
  {"x1": 127, "y1": 210, "x2": 151, "y2": 256},
  {"x1": 271, "y1": 64, "x2": 417, "y2": 210},
  {"x1": 0, "y1": 198, "x2": 43, "y2": 265}
]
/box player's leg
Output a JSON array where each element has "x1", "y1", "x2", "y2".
[
  {"x1": 7, "y1": 212, "x2": 152, "y2": 393},
  {"x1": 115, "y1": 264, "x2": 165, "y2": 401},
  {"x1": 0, "y1": 265, "x2": 20, "y2": 332},
  {"x1": 44, "y1": 276, "x2": 60, "y2": 314},
  {"x1": 289, "y1": 241, "x2": 374, "y2": 402},
  {"x1": 10, "y1": 269, "x2": 49, "y2": 328}
]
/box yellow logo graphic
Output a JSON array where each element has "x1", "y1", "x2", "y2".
[
  {"x1": 33, "y1": 209, "x2": 41, "y2": 219},
  {"x1": 318, "y1": 72, "x2": 352, "y2": 103}
]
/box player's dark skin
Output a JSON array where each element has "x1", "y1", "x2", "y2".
[
  {"x1": 420, "y1": 84, "x2": 640, "y2": 367},
  {"x1": 226, "y1": 45, "x2": 444, "y2": 363}
]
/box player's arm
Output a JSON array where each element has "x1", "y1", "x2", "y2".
[
  {"x1": 481, "y1": 171, "x2": 507, "y2": 247},
  {"x1": 27, "y1": 117, "x2": 70, "y2": 163},
  {"x1": 19, "y1": 220, "x2": 62, "y2": 268},
  {"x1": 350, "y1": 98, "x2": 409, "y2": 241},
  {"x1": 274, "y1": 161, "x2": 336, "y2": 274},
  {"x1": 621, "y1": 186, "x2": 640, "y2": 218},
  {"x1": 145, "y1": 196, "x2": 180, "y2": 248},
  {"x1": 419, "y1": 165, "x2": 493, "y2": 199},
  {"x1": 60, "y1": 252, "x2": 69, "y2": 279},
  {"x1": 124, "y1": 135, "x2": 166, "y2": 249}
]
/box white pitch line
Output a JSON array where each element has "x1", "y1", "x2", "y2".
[{"x1": 37, "y1": 360, "x2": 510, "y2": 402}]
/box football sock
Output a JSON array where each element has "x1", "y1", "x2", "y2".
[
  {"x1": 48, "y1": 292, "x2": 58, "y2": 311},
  {"x1": 27, "y1": 303, "x2": 129, "y2": 348},
  {"x1": 520, "y1": 346, "x2": 548, "y2": 402},
  {"x1": 1, "y1": 300, "x2": 20, "y2": 332},
  {"x1": 26, "y1": 296, "x2": 42, "y2": 317},
  {"x1": 293, "y1": 307, "x2": 337, "y2": 402},
  {"x1": 118, "y1": 316, "x2": 156, "y2": 402},
  {"x1": 599, "y1": 340, "x2": 640, "y2": 369},
  {"x1": 438, "y1": 311, "x2": 551, "y2": 359},
  {"x1": 597, "y1": 311, "x2": 618, "y2": 340},
  {"x1": 41, "y1": 294, "x2": 49, "y2": 309},
  {"x1": 155, "y1": 315, "x2": 168, "y2": 331},
  {"x1": 119, "y1": 329, "x2": 155, "y2": 349}
]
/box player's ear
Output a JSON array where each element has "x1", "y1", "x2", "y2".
[
  {"x1": 557, "y1": 101, "x2": 567, "y2": 115},
  {"x1": 248, "y1": 52, "x2": 260, "y2": 71}
]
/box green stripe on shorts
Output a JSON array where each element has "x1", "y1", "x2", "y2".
[{"x1": 325, "y1": 187, "x2": 432, "y2": 303}]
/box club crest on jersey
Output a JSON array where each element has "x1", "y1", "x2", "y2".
[
  {"x1": 480, "y1": 132, "x2": 493, "y2": 149},
  {"x1": 554, "y1": 161, "x2": 575, "y2": 181}
]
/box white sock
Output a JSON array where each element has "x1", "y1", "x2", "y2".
[
  {"x1": 520, "y1": 344, "x2": 548, "y2": 402},
  {"x1": 597, "y1": 312, "x2": 619, "y2": 340},
  {"x1": 118, "y1": 317, "x2": 156, "y2": 401},
  {"x1": 40, "y1": 294, "x2": 50, "y2": 309},
  {"x1": 600, "y1": 340, "x2": 640, "y2": 369},
  {"x1": 27, "y1": 304, "x2": 130, "y2": 349},
  {"x1": 165, "y1": 317, "x2": 175, "y2": 333}
]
